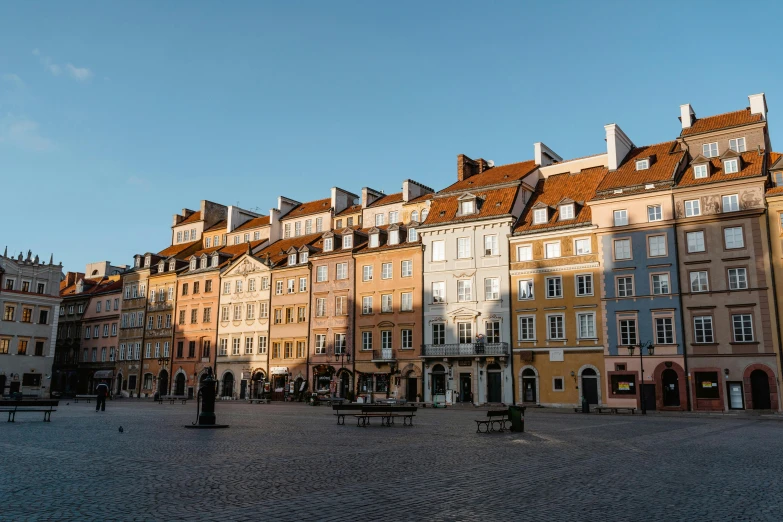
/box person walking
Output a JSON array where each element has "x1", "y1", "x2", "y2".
[{"x1": 95, "y1": 382, "x2": 109, "y2": 412}]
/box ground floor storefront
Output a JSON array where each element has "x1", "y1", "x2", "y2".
[
  {"x1": 421, "y1": 358, "x2": 512, "y2": 405},
  {"x1": 310, "y1": 364, "x2": 353, "y2": 399},
  {"x1": 687, "y1": 354, "x2": 779, "y2": 412},
  {"x1": 513, "y1": 349, "x2": 604, "y2": 408},
  {"x1": 604, "y1": 355, "x2": 688, "y2": 411},
  {"x1": 0, "y1": 357, "x2": 52, "y2": 398},
  {"x1": 216, "y1": 361, "x2": 269, "y2": 400}
]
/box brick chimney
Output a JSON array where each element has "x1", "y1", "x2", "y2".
[{"x1": 457, "y1": 155, "x2": 491, "y2": 182}]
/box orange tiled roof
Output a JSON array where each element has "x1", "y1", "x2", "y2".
[
  {"x1": 255, "y1": 233, "x2": 323, "y2": 267},
  {"x1": 368, "y1": 192, "x2": 404, "y2": 208},
  {"x1": 353, "y1": 224, "x2": 421, "y2": 255},
  {"x1": 681, "y1": 108, "x2": 764, "y2": 137},
  {"x1": 233, "y1": 215, "x2": 270, "y2": 231},
  {"x1": 404, "y1": 193, "x2": 435, "y2": 205},
  {"x1": 335, "y1": 203, "x2": 362, "y2": 217},
  {"x1": 158, "y1": 240, "x2": 200, "y2": 259},
  {"x1": 218, "y1": 239, "x2": 267, "y2": 258},
  {"x1": 193, "y1": 246, "x2": 223, "y2": 257},
  {"x1": 439, "y1": 160, "x2": 538, "y2": 195},
  {"x1": 204, "y1": 219, "x2": 226, "y2": 233},
  {"x1": 514, "y1": 167, "x2": 606, "y2": 234},
  {"x1": 282, "y1": 198, "x2": 332, "y2": 220},
  {"x1": 177, "y1": 211, "x2": 202, "y2": 226},
  {"x1": 593, "y1": 141, "x2": 684, "y2": 200},
  {"x1": 423, "y1": 186, "x2": 520, "y2": 226},
  {"x1": 765, "y1": 152, "x2": 783, "y2": 195},
  {"x1": 678, "y1": 150, "x2": 765, "y2": 188},
  {"x1": 60, "y1": 276, "x2": 122, "y2": 297}
]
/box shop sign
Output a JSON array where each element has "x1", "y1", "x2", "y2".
[
  {"x1": 458, "y1": 360, "x2": 472, "y2": 367},
  {"x1": 270, "y1": 366, "x2": 289, "y2": 375}
]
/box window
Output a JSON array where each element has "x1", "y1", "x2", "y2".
[
  {"x1": 233, "y1": 236, "x2": 240, "y2": 245},
  {"x1": 223, "y1": 282, "x2": 230, "y2": 294},
  {"x1": 362, "y1": 265, "x2": 373, "y2": 282},
  {"x1": 401, "y1": 329, "x2": 413, "y2": 350},
  {"x1": 297, "y1": 341, "x2": 306, "y2": 359},
  {"x1": 236, "y1": 280, "x2": 244, "y2": 294},
  {"x1": 703, "y1": 142, "x2": 719, "y2": 158},
  {"x1": 544, "y1": 242, "x2": 561, "y2": 259},
  {"x1": 275, "y1": 281, "x2": 283, "y2": 295},
  {"x1": 375, "y1": 213, "x2": 385, "y2": 226},
  {"x1": 261, "y1": 277, "x2": 269, "y2": 290},
  {"x1": 546, "y1": 277, "x2": 562, "y2": 298},
  {"x1": 300, "y1": 251, "x2": 309, "y2": 264},
  {"x1": 611, "y1": 374, "x2": 636, "y2": 395},
  {"x1": 690, "y1": 271, "x2": 709, "y2": 292},
  {"x1": 619, "y1": 318, "x2": 637, "y2": 345},
  {"x1": 694, "y1": 316, "x2": 714, "y2": 343},
  {"x1": 203, "y1": 307, "x2": 211, "y2": 323},
  {"x1": 294, "y1": 222, "x2": 301, "y2": 237},
  {"x1": 687, "y1": 231, "x2": 705, "y2": 253},
  {"x1": 485, "y1": 321, "x2": 500, "y2": 343},
  {"x1": 655, "y1": 317, "x2": 674, "y2": 344},
  {"x1": 334, "y1": 263, "x2": 347, "y2": 280},
  {"x1": 732, "y1": 314, "x2": 754, "y2": 342},
  {"x1": 484, "y1": 278, "x2": 500, "y2": 300},
  {"x1": 221, "y1": 307, "x2": 229, "y2": 321},
  {"x1": 21, "y1": 308, "x2": 32, "y2": 323},
  {"x1": 343, "y1": 235, "x2": 353, "y2": 249},
  {"x1": 316, "y1": 217, "x2": 323, "y2": 232},
  {"x1": 432, "y1": 282, "x2": 446, "y2": 303},
  {"x1": 648, "y1": 205, "x2": 662, "y2": 222},
  {"x1": 401, "y1": 292, "x2": 413, "y2": 311},
  {"x1": 684, "y1": 199, "x2": 701, "y2": 217},
  {"x1": 85, "y1": 326, "x2": 91, "y2": 339},
  {"x1": 576, "y1": 274, "x2": 593, "y2": 296},
  {"x1": 232, "y1": 338, "x2": 240, "y2": 355},
  {"x1": 518, "y1": 280, "x2": 533, "y2": 300},
  {"x1": 457, "y1": 237, "x2": 471, "y2": 258},
  {"x1": 233, "y1": 305, "x2": 242, "y2": 321},
  {"x1": 381, "y1": 262, "x2": 392, "y2": 279},
  {"x1": 274, "y1": 309, "x2": 282, "y2": 324},
  {"x1": 724, "y1": 159, "x2": 739, "y2": 174},
  {"x1": 315, "y1": 334, "x2": 327, "y2": 354},
  {"x1": 316, "y1": 266, "x2": 328, "y2": 282},
  {"x1": 547, "y1": 315, "x2": 564, "y2": 340},
  {"x1": 362, "y1": 331, "x2": 373, "y2": 351},
  {"x1": 432, "y1": 323, "x2": 445, "y2": 345},
  {"x1": 694, "y1": 164, "x2": 708, "y2": 179},
  {"x1": 613, "y1": 210, "x2": 628, "y2": 226},
  {"x1": 288, "y1": 253, "x2": 297, "y2": 266},
  {"x1": 518, "y1": 316, "x2": 535, "y2": 341},
  {"x1": 305, "y1": 219, "x2": 312, "y2": 234},
  {"x1": 574, "y1": 238, "x2": 591, "y2": 255},
  {"x1": 259, "y1": 303, "x2": 268, "y2": 318},
  {"x1": 648, "y1": 235, "x2": 667, "y2": 257},
  {"x1": 636, "y1": 159, "x2": 649, "y2": 170},
  {"x1": 246, "y1": 304, "x2": 255, "y2": 320},
  {"x1": 219, "y1": 339, "x2": 227, "y2": 356},
  {"x1": 432, "y1": 241, "x2": 445, "y2": 261},
  {"x1": 323, "y1": 238, "x2": 333, "y2": 252},
  {"x1": 284, "y1": 223, "x2": 290, "y2": 238},
  {"x1": 362, "y1": 296, "x2": 373, "y2": 314},
  {"x1": 728, "y1": 268, "x2": 748, "y2": 290},
  {"x1": 652, "y1": 273, "x2": 670, "y2": 295},
  {"x1": 316, "y1": 298, "x2": 326, "y2": 317},
  {"x1": 271, "y1": 342, "x2": 280, "y2": 358},
  {"x1": 614, "y1": 239, "x2": 631, "y2": 260},
  {"x1": 722, "y1": 194, "x2": 739, "y2": 213},
  {"x1": 724, "y1": 227, "x2": 744, "y2": 249},
  {"x1": 484, "y1": 235, "x2": 498, "y2": 256},
  {"x1": 111, "y1": 324, "x2": 117, "y2": 336},
  {"x1": 257, "y1": 337, "x2": 267, "y2": 354},
  {"x1": 775, "y1": 172, "x2": 783, "y2": 187},
  {"x1": 401, "y1": 260, "x2": 412, "y2": 277},
  {"x1": 577, "y1": 313, "x2": 596, "y2": 339},
  {"x1": 458, "y1": 322, "x2": 473, "y2": 344},
  {"x1": 335, "y1": 296, "x2": 346, "y2": 315},
  {"x1": 457, "y1": 280, "x2": 473, "y2": 301},
  {"x1": 517, "y1": 245, "x2": 532, "y2": 261},
  {"x1": 459, "y1": 200, "x2": 474, "y2": 214},
  {"x1": 617, "y1": 276, "x2": 634, "y2": 297},
  {"x1": 369, "y1": 233, "x2": 379, "y2": 248},
  {"x1": 729, "y1": 137, "x2": 746, "y2": 153},
  {"x1": 694, "y1": 371, "x2": 720, "y2": 399},
  {"x1": 408, "y1": 228, "x2": 417, "y2": 242},
  {"x1": 177, "y1": 231, "x2": 182, "y2": 243},
  {"x1": 559, "y1": 204, "x2": 574, "y2": 220},
  {"x1": 285, "y1": 308, "x2": 294, "y2": 323},
  {"x1": 533, "y1": 208, "x2": 547, "y2": 224}
]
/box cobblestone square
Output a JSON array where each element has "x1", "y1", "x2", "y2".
[{"x1": 2, "y1": 401, "x2": 783, "y2": 521}]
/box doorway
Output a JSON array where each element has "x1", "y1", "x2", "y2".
[
  {"x1": 750, "y1": 370, "x2": 772, "y2": 409},
  {"x1": 222, "y1": 372, "x2": 234, "y2": 398},
  {"x1": 340, "y1": 372, "x2": 351, "y2": 398},
  {"x1": 158, "y1": 370, "x2": 169, "y2": 398},
  {"x1": 727, "y1": 381, "x2": 744, "y2": 410},
  {"x1": 459, "y1": 374, "x2": 472, "y2": 403},
  {"x1": 175, "y1": 373, "x2": 186, "y2": 396},
  {"x1": 642, "y1": 383, "x2": 657, "y2": 411},
  {"x1": 116, "y1": 374, "x2": 123, "y2": 395},
  {"x1": 581, "y1": 368, "x2": 599, "y2": 405},
  {"x1": 522, "y1": 368, "x2": 537, "y2": 403},
  {"x1": 431, "y1": 364, "x2": 446, "y2": 401},
  {"x1": 486, "y1": 364, "x2": 502, "y2": 403},
  {"x1": 406, "y1": 375, "x2": 417, "y2": 401},
  {"x1": 661, "y1": 369, "x2": 680, "y2": 407},
  {"x1": 10, "y1": 381, "x2": 20, "y2": 394},
  {"x1": 240, "y1": 380, "x2": 247, "y2": 400}
]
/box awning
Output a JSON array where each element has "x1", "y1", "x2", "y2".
[{"x1": 93, "y1": 370, "x2": 113, "y2": 379}]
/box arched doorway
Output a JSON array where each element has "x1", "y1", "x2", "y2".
[
  {"x1": 116, "y1": 374, "x2": 123, "y2": 395},
  {"x1": 405, "y1": 371, "x2": 418, "y2": 402},
  {"x1": 581, "y1": 368, "x2": 599, "y2": 405},
  {"x1": 751, "y1": 370, "x2": 772, "y2": 409},
  {"x1": 661, "y1": 369, "x2": 680, "y2": 407},
  {"x1": 521, "y1": 368, "x2": 537, "y2": 403},
  {"x1": 251, "y1": 372, "x2": 265, "y2": 399},
  {"x1": 486, "y1": 363, "x2": 502, "y2": 403},
  {"x1": 431, "y1": 364, "x2": 446, "y2": 401},
  {"x1": 158, "y1": 370, "x2": 169, "y2": 398},
  {"x1": 222, "y1": 372, "x2": 234, "y2": 398},
  {"x1": 338, "y1": 370, "x2": 351, "y2": 398},
  {"x1": 175, "y1": 373, "x2": 186, "y2": 396}
]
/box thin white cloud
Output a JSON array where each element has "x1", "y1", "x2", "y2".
[
  {"x1": 66, "y1": 63, "x2": 93, "y2": 81},
  {"x1": 33, "y1": 49, "x2": 92, "y2": 81},
  {"x1": 0, "y1": 116, "x2": 55, "y2": 152},
  {"x1": 2, "y1": 74, "x2": 25, "y2": 88},
  {"x1": 126, "y1": 176, "x2": 151, "y2": 191}
]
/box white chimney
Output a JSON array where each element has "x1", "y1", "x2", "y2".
[
  {"x1": 749, "y1": 93, "x2": 767, "y2": 120},
  {"x1": 604, "y1": 124, "x2": 634, "y2": 171},
  {"x1": 533, "y1": 142, "x2": 562, "y2": 167},
  {"x1": 680, "y1": 104, "x2": 695, "y2": 129}
]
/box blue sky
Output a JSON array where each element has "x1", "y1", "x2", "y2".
[{"x1": 1, "y1": 1, "x2": 781, "y2": 273}]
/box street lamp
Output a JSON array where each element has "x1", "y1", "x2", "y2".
[{"x1": 628, "y1": 341, "x2": 655, "y2": 415}]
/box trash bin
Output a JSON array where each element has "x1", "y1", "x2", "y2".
[{"x1": 508, "y1": 405, "x2": 525, "y2": 432}]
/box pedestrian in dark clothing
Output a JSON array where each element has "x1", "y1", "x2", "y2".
[{"x1": 95, "y1": 382, "x2": 109, "y2": 412}]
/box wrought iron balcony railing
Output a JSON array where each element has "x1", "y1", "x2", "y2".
[
  {"x1": 420, "y1": 342, "x2": 509, "y2": 357},
  {"x1": 372, "y1": 348, "x2": 396, "y2": 362}
]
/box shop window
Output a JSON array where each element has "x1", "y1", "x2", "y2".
[
  {"x1": 694, "y1": 372, "x2": 720, "y2": 399},
  {"x1": 375, "y1": 374, "x2": 389, "y2": 392},
  {"x1": 610, "y1": 374, "x2": 635, "y2": 395}
]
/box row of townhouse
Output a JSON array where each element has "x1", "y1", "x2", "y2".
[{"x1": 37, "y1": 92, "x2": 783, "y2": 413}]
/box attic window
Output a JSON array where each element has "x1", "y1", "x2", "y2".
[
  {"x1": 559, "y1": 204, "x2": 574, "y2": 220},
  {"x1": 300, "y1": 251, "x2": 309, "y2": 264},
  {"x1": 408, "y1": 228, "x2": 418, "y2": 242},
  {"x1": 158, "y1": 261, "x2": 165, "y2": 272},
  {"x1": 459, "y1": 200, "x2": 475, "y2": 215},
  {"x1": 724, "y1": 159, "x2": 739, "y2": 174},
  {"x1": 134, "y1": 257, "x2": 141, "y2": 268},
  {"x1": 533, "y1": 208, "x2": 547, "y2": 224},
  {"x1": 324, "y1": 238, "x2": 333, "y2": 252},
  {"x1": 211, "y1": 254, "x2": 219, "y2": 268},
  {"x1": 636, "y1": 159, "x2": 649, "y2": 171},
  {"x1": 190, "y1": 260, "x2": 197, "y2": 270},
  {"x1": 144, "y1": 255, "x2": 151, "y2": 267},
  {"x1": 288, "y1": 253, "x2": 297, "y2": 266},
  {"x1": 774, "y1": 172, "x2": 783, "y2": 187},
  {"x1": 369, "y1": 233, "x2": 379, "y2": 248},
  {"x1": 343, "y1": 235, "x2": 353, "y2": 249},
  {"x1": 389, "y1": 230, "x2": 399, "y2": 245},
  {"x1": 694, "y1": 164, "x2": 708, "y2": 179},
  {"x1": 169, "y1": 260, "x2": 176, "y2": 271}
]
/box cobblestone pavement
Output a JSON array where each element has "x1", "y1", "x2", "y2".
[{"x1": 3, "y1": 401, "x2": 783, "y2": 521}]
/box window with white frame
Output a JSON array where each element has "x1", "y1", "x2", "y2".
[
  {"x1": 546, "y1": 276, "x2": 562, "y2": 298},
  {"x1": 545, "y1": 241, "x2": 561, "y2": 258},
  {"x1": 724, "y1": 227, "x2": 744, "y2": 249},
  {"x1": 401, "y1": 260, "x2": 412, "y2": 277},
  {"x1": 652, "y1": 273, "x2": 670, "y2": 295},
  {"x1": 432, "y1": 240, "x2": 445, "y2": 261},
  {"x1": 457, "y1": 280, "x2": 473, "y2": 301},
  {"x1": 614, "y1": 239, "x2": 631, "y2": 260},
  {"x1": 636, "y1": 159, "x2": 649, "y2": 170},
  {"x1": 559, "y1": 204, "x2": 574, "y2": 220},
  {"x1": 259, "y1": 303, "x2": 268, "y2": 318},
  {"x1": 703, "y1": 142, "x2": 718, "y2": 158},
  {"x1": 334, "y1": 333, "x2": 346, "y2": 354},
  {"x1": 288, "y1": 253, "x2": 297, "y2": 266},
  {"x1": 732, "y1": 314, "x2": 754, "y2": 342},
  {"x1": 300, "y1": 251, "x2": 308, "y2": 264},
  {"x1": 690, "y1": 271, "x2": 709, "y2": 292},
  {"x1": 258, "y1": 337, "x2": 267, "y2": 354},
  {"x1": 686, "y1": 231, "x2": 705, "y2": 253},
  {"x1": 261, "y1": 277, "x2": 269, "y2": 290},
  {"x1": 517, "y1": 245, "x2": 532, "y2": 261},
  {"x1": 648, "y1": 205, "x2": 662, "y2": 222},
  {"x1": 221, "y1": 307, "x2": 229, "y2": 321},
  {"x1": 729, "y1": 137, "x2": 746, "y2": 153},
  {"x1": 254, "y1": 231, "x2": 261, "y2": 241},
  {"x1": 362, "y1": 265, "x2": 373, "y2": 282},
  {"x1": 219, "y1": 339, "x2": 227, "y2": 356},
  {"x1": 613, "y1": 210, "x2": 628, "y2": 226},
  {"x1": 287, "y1": 279, "x2": 295, "y2": 293},
  {"x1": 548, "y1": 315, "x2": 565, "y2": 340},
  {"x1": 577, "y1": 312, "x2": 596, "y2": 339},
  {"x1": 381, "y1": 262, "x2": 392, "y2": 279},
  {"x1": 369, "y1": 233, "x2": 379, "y2": 248},
  {"x1": 294, "y1": 222, "x2": 301, "y2": 237},
  {"x1": 722, "y1": 194, "x2": 739, "y2": 212},
  {"x1": 617, "y1": 276, "x2": 633, "y2": 297},
  {"x1": 457, "y1": 237, "x2": 471, "y2": 258},
  {"x1": 401, "y1": 329, "x2": 413, "y2": 350},
  {"x1": 408, "y1": 228, "x2": 417, "y2": 242},
  {"x1": 315, "y1": 334, "x2": 326, "y2": 354},
  {"x1": 335, "y1": 296, "x2": 346, "y2": 315},
  {"x1": 316, "y1": 266, "x2": 327, "y2": 282},
  {"x1": 518, "y1": 279, "x2": 533, "y2": 300},
  {"x1": 316, "y1": 217, "x2": 323, "y2": 232},
  {"x1": 275, "y1": 281, "x2": 283, "y2": 295},
  {"x1": 233, "y1": 305, "x2": 242, "y2": 320},
  {"x1": 576, "y1": 274, "x2": 593, "y2": 296},
  {"x1": 694, "y1": 164, "x2": 708, "y2": 179},
  {"x1": 343, "y1": 234, "x2": 353, "y2": 249},
  {"x1": 685, "y1": 199, "x2": 701, "y2": 217},
  {"x1": 432, "y1": 282, "x2": 446, "y2": 303},
  {"x1": 648, "y1": 235, "x2": 667, "y2": 257},
  {"x1": 574, "y1": 238, "x2": 591, "y2": 255},
  {"x1": 323, "y1": 238, "x2": 333, "y2": 252},
  {"x1": 533, "y1": 208, "x2": 547, "y2": 224},
  {"x1": 459, "y1": 200, "x2": 474, "y2": 215},
  {"x1": 724, "y1": 159, "x2": 739, "y2": 174},
  {"x1": 232, "y1": 338, "x2": 240, "y2": 355},
  {"x1": 362, "y1": 296, "x2": 373, "y2": 314},
  {"x1": 245, "y1": 337, "x2": 254, "y2": 354},
  {"x1": 694, "y1": 316, "x2": 714, "y2": 343},
  {"x1": 619, "y1": 317, "x2": 638, "y2": 345},
  {"x1": 389, "y1": 211, "x2": 399, "y2": 224},
  {"x1": 315, "y1": 298, "x2": 326, "y2": 317},
  {"x1": 457, "y1": 322, "x2": 473, "y2": 344},
  {"x1": 401, "y1": 292, "x2": 413, "y2": 311},
  {"x1": 304, "y1": 219, "x2": 312, "y2": 234},
  {"x1": 375, "y1": 213, "x2": 384, "y2": 226},
  {"x1": 484, "y1": 235, "x2": 498, "y2": 256},
  {"x1": 336, "y1": 263, "x2": 347, "y2": 280},
  {"x1": 484, "y1": 278, "x2": 500, "y2": 300},
  {"x1": 518, "y1": 316, "x2": 535, "y2": 341},
  {"x1": 728, "y1": 268, "x2": 748, "y2": 290},
  {"x1": 655, "y1": 317, "x2": 674, "y2": 344},
  {"x1": 381, "y1": 294, "x2": 393, "y2": 312},
  {"x1": 362, "y1": 331, "x2": 372, "y2": 351}
]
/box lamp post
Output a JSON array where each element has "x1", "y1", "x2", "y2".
[{"x1": 628, "y1": 341, "x2": 655, "y2": 415}]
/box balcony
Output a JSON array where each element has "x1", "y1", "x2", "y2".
[
  {"x1": 147, "y1": 302, "x2": 173, "y2": 312},
  {"x1": 372, "y1": 348, "x2": 396, "y2": 362},
  {"x1": 421, "y1": 342, "x2": 509, "y2": 358}
]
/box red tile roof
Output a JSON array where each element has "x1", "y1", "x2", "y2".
[
  {"x1": 439, "y1": 160, "x2": 538, "y2": 194},
  {"x1": 255, "y1": 233, "x2": 323, "y2": 267},
  {"x1": 593, "y1": 141, "x2": 684, "y2": 200},
  {"x1": 368, "y1": 192, "x2": 404, "y2": 208},
  {"x1": 678, "y1": 150, "x2": 765, "y2": 188},
  {"x1": 335, "y1": 203, "x2": 362, "y2": 217},
  {"x1": 158, "y1": 240, "x2": 200, "y2": 259},
  {"x1": 404, "y1": 193, "x2": 435, "y2": 205},
  {"x1": 681, "y1": 108, "x2": 764, "y2": 137},
  {"x1": 233, "y1": 215, "x2": 270, "y2": 231},
  {"x1": 282, "y1": 198, "x2": 332, "y2": 220},
  {"x1": 204, "y1": 219, "x2": 227, "y2": 233},
  {"x1": 423, "y1": 186, "x2": 520, "y2": 226},
  {"x1": 514, "y1": 167, "x2": 606, "y2": 234},
  {"x1": 177, "y1": 211, "x2": 202, "y2": 226},
  {"x1": 219, "y1": 239, "x2": 267, "y2": 258}
]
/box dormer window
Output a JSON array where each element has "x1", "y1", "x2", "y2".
[
  {"x1": 288, "y1": 253, "x2": 297, "y2": 266},
  {"x1": 343, "y1": 235, "x2": 353, "y2": 249},
  {"x1": 200, "y1": 255, "x2": 207, "y2": 268},
  {"x1": 134, "y1": 256, "x2": 141, "y2": 268},
  {"x1": 559, "y1": 204, "x2": 574, "y2": 220},
  {"x1": 533, "y1": 208, "x2": 547, "y2": 224},
  {"x1": 369, "y1": 233, "x2": 379, "y2": 248},
  {"x1": 212, "y1": 254, "x2": 219, "y2": 268},
  {"x1": 169, "y1": 260, "x2": 176, "y2": 271},
  {"x1": 190, "y1": 259, "x2": 197, "y2": 271},
  {"x1": 729, "y1": 137, "x2": 746, "y2": 153},
  {"x1": 411, "y1": 210, "x2": 419, "y2": 222},
  {"x1": 774, "y1": 172, "x2": 783, "y2": 187},
  {"x1": 300, "y1": 251, "x2": 308, "y2": 264},
  {"x1": 408, "y1": 228, "x2": 417, "y2": 242},
  {"x1": 724, "y1": 159, "x2": 739, "y2": 174},
  {"x1": 158, "y1": 261, "x2": 165, "y2": 273},
  {"x1": 144, "y1": 255, "x2": 151, "y2": 267},
  {"x1": 635, "y1": 159, "x2": 649, "y2": 171},
  {"x1": 459, "y1": 200, "x2": 475, "y2": 214},
  {"x1": 694, "y1": 164, "x2": 708, "y2": 179},
  {"x1": 324, "y1": 238, "x2": 333, "y2": 252},
  {"x1": 389, "y1": 229, "x2": 399, "y2": 245},
  {"x1": 421, "y1": 208, "x2": 429, "y2": 222}
]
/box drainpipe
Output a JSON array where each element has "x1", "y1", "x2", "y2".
[
  {"x1": 671, "y1": 195, "x2": 692, "y2": 411},
  {"x1": 507, "y1": 231, "x2": 517, "y2": 406},
  {"x1": 762, "y1": 201, "x2": 783, "y2": 410}
]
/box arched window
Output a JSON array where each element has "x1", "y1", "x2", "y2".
[
  {"x1": 411, "y1": 210, "x2": 419, "y2": 223},
  {"x1": 421, "y1": 208, "x2": 429, "y2": 222}
]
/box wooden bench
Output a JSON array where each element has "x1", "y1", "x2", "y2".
[
  {"x1": 615, "y1": 407, "x2": 636, "y2": 414},
  {"x1": 0, "y1": 400, "x2": 59, "y2": 422},
  {"x1": 247, "y1": 398, "x2": 270, "y2": 404},
  {"x1": 475, "y1": 410, "x2": 509, "y2": 433},
  {"x1": 352, "y1": 405, "x2": 417, "y2": 427},
  {"x1": 333, "y1": 404, "x2": 364, "y2": 425},
  {"x1": 75, "y1": 395, "x2": 97, "y2": 403},
  {"x1": 596, "y1": 407, "x2": 636, "y2": 415},
  {"x1": 158, "y1": 395, "x2": 188, "y2": 405}
]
